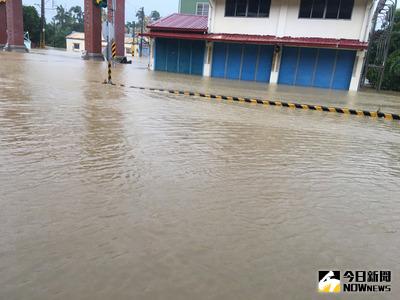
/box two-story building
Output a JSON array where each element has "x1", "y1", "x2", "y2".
[
  {"x1": 145, "y1": 0, "x2": 376, "y2": 91},
  {"x1": 179, "y1": 0, "x2": 210, "y2": 15}
]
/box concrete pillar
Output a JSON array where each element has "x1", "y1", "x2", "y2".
[
  {"x1": 0, "y1": 2, "x2": 7, "y2": 48},
  {"x1": 149, "y1": 38, "x2": 155, "y2": 70},
  {"x1": 83, "y1": 0, "x2": 103, "y2": 60},
  {"x1": 107, "y1": 0, "x2": 125, "y2": 57},
  {"x1": 270, "y1": 47, "x2": 282, "y2": 84},
  {"x1": 203, "y1": 41, "x2": 213, "y2": 77},
  {"x1": 276, "y1": 0, "x2": 289, "y2": 37},
  {"x1": 5, "y1": 0, "x2": 26, "y2": 52},
  {"x1": 114, "y1": 0, "x2": 125, "y2": 57},
  {"x1": 349, "y1": 50, "x2": 365, "y2": 91}
]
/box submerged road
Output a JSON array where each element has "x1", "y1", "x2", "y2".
[{"x1": 0, "y1": 51, "x2": 399, "y2": 299}]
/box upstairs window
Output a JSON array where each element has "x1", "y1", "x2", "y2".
[
  {"x1": 299, "y1": 0, "x2": 354, "y2": 20},
  {"x1": 225, "y1": 0, "x2": 271, "y2": 18},
  {"x1": 196, "y1": 2, "x2": 210, "y2": 16}
]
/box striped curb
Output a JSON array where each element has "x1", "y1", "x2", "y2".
[{"x1": 116, "y1": 84, "x2": 400, "y2": 122}]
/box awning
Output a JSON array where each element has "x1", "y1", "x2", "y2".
[{"x1": 142, "y1": 32, "x2": 367, "y2": 50}]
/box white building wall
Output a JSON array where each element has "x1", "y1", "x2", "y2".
[
  {"x1": 203, "y1": 42, "x2": 213, "y2": 76},
  {"x1": 269, "y1": 48, "x2": 282, "y2": 84},
  {"x1": 210, "y1": 0, "x2": 372, "y2": 41},
  {"x1": 66, "y1": 39, "x2": 85, "y2": 52},
  {"x1": 349, "y1": 50, "x2": 366, "y2": 91},
  {"x1": 283, "y1": 0, "x2": 369, "y2": 40},
  {"x1": 149, "y1": 39, "x2": 155, "y2": 70},
  {"x1": 211, "y1": 0, "x2": 280, "y2": 36},
  {"x1": 66, "y1": 37, "x2": 136, "y2": 57}
]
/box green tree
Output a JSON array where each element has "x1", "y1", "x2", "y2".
[
  {"x1": 53, "y1": 5, "x2": 70, "y2": 28},
  {"x1": 150, "y1": 11, "x2": 160, "y2": 22},
  {"x1": 23, "y1": 6, "x2": 41, "y2": 45},
  {"x1": 389, "y1": 10, "x2": 400, "y2": 54},
  {"x1": 69, "y1": 6, "x2": 84, "y2": 32},
  {"x1": 125, "y1": 21, "x2": 134, "y2": 34},
  {"x1": 380, "y1": 50, "x2": 400, "y2": 91},
  {"x1": 136, "y1": 7, "x2": 145, "y2": 31},
  {"x1": 367, "y1": 9, "x2": 400, "y2": 91},
  {"x1": 45, "y1": 5, "x2": 85, "y2": 49}
]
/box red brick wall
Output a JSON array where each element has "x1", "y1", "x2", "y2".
[
  {"x1": 115, "y1": 0, "x2": 125, "y2": 57},
  {"x1": 0, "y1": 3, "x2": 7, "y2": 45},
  {"x1": 5, "y1": 0, "x2": 24, "y2": 46},
  {"x1": 84, "y1": 0, "x2": 102, "y2": 55},
  {"x1": 108, "y1": 0, "x2": 125, "y2": 57}
]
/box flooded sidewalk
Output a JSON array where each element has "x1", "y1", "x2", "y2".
[
  {"x1": 111, "y1": 53, "x2": 400, "y2": 115},
  {"x1": 0, "y1": 50, "x2": 399, "y2": 300}
]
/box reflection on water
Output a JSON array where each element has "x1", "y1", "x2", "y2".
[{"x1": 0, "y1": 52, "x2": 400, "y2": 300}]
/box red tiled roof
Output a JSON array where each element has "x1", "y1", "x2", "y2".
[
  {"x1": 142, "y1": 32, "x2": 368, "y2": 50},
  {"x1": 147, "y1": 13, "x2": 208, "y2": 33}
]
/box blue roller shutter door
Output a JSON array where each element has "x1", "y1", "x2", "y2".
[
  {"x1": 256, "y1": 46, "x2": 274, "y2": 82},
  {"x1": 211, "y1": 43, "x2": 273, "y2": 83},
  {"x1": 178, "y1": 40, "x2": 192, "y2": 74},
  {"x1": 278, "y1": 47, "x2": 356, "y2": 90},
  {"x1": 191, "y1": 41, "x2": 206, "y2": 75},
  {"x1": 226, "y1": 44, "x2": 242, "y2": 80},
  {"x1": 332, "y1": 50, "x2": 356, "y2": 90},
  {"x1": 296, "y1": 48, "x2": 318, "y2": 86},
  {"x1": 166, "y1": 39, "x2": 179, "y2": 73},
  {"x1": 155, "y1": 38, "x2": 167, "y2": 71},
  {"x1": 155, "y1": 38, "x2": 205, "y2": 75},
  {"x1": 241, "y1": 45, "x2": 258, "y2": 81},
  {"x1": 277, "y1": 47, "x2": 298, "y2": 85},
  {"x1": 314, "y1": 49, "x2": 337, "y2": 88},
  {"x1": 211, "y1": 43, "x2": 227, "y2": 78}
]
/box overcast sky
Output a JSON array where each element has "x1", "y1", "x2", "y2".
[
  {"x1": 22, "y1": 0, "x2": 400, "y2": 22},
  {"x1": 22, "y1": 0, "x2": 180, "y2": 22}
]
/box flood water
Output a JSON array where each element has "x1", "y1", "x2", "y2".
[{"x1": 1, "y1": 51, "x2": 400, "y2": 300}]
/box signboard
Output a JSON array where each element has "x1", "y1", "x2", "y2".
[
  {"x1": 102, "y1": 21, "x2": 115, "y2": 61},
  {"x1": 102, "y1": 21, "x2": 114, "y2": 42}
]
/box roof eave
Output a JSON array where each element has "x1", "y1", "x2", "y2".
[
  {"x1": 147, "y1": 27, "x2": 208, "y2": 33},
  {"x1": 142, "y1": 32, "x2": 368, "y2": 51}
]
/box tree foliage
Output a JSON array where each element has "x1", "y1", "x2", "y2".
[
  {"x1": 367, "y1": 9, "x2": 400, "y2": 91},
  {"x1": 45, "y1": 5, "x2": 84, "y2": 48},
  {"x1": 136, "y1": 7, "x2": 146, "y2": 31},
  {"x1": 150, "y1": 11, "x2": 160, "y2": 22},
  {"x1": 23, "y1": 6, "x2": 41, "y2": 45},
  {"x1": 127, "y1": 9, "x2": 160, "y2": 34},
  {"x1": 380, "y1": 50, "x2": 400, "y2": 90}
]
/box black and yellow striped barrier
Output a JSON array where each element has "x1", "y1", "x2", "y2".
[
  {"x1": 111, "y1": 42, "x2": 116, "y2": 58},
  {"x1": 108, "y1": 62, "x2": 112, "y2": 83},
  {"x1": 115, "y1": 84, "x2": 400, "y2": 122}
]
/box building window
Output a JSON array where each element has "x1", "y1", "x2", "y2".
[
  {"x1": 73, "y1": 43, "x2": 80, "y2": 50},
  {"x1": 299, "y1": 0, "x2": 354, "y2": 19},
  {"x1": 225, "y1": 0, "x2": 271, "y2": 18},
  {"x1": 196, "y1": 2, "x2": 209, "y2": 16}
]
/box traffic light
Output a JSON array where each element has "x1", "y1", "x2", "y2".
[{"x1": 94, "y1": 0, "x2": 107, "y2": 8}]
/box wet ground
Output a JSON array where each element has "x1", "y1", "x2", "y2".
[
  {"x1": 0, "y1": 50, "x2": 400, "y2": 300},
  {"x1": 31, "y1": 49, "x2": 400, "y2": 114}
]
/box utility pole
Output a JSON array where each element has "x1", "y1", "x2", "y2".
[
  {"x1": 139, "y1": 7, "x2": 144, "y2": 57},
  {"x1": 40, "y1": 0, "x2": 45, "y2": 48},
  {"x1": 132, "y1": 21, "x2": 135, "y2": 57}
]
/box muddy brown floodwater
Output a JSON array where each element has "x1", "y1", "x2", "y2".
[{"x1": 0, "y1": 51, "x2": 400, "y2": 300}]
